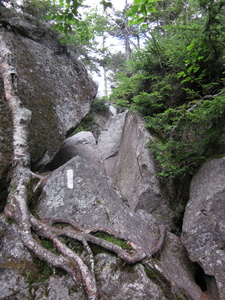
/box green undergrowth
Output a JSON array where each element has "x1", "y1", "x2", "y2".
[
  {"x1": 70, "y1": 97, "x2": 109, "y2": 135},
  {"x1": 71, "y1": 114, "x2": 95, "y2": 135},
  {"x1": 145, "y1": 91, "x2": 225, "y2": 178}
]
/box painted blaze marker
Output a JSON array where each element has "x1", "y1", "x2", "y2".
[{"x1": 66, "y1": 169, "x2": 74, "y2": 189}]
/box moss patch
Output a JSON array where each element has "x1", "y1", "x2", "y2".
[
  {"x1": 90, "y1": 243, "x2": 116, "y2": 256},
  {"x1": 26, "y1": 256, "x2": 53, "y2": 284},
  {"x1": 38, "y1": 236, "x2": 60, "y2": 255},
  {"x1": 92, "y1": 232, "x2": 133, "y2": 251}
]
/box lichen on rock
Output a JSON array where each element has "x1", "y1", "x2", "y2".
[{"x1": 0, "y1": 6, "x2": 97, "y2": 166}]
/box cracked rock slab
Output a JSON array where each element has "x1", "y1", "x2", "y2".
[{"x1": 182, "y1": 157, "x2": 225, "y2": 299}]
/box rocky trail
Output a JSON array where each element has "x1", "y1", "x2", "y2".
[{"x1": 0, "y1": 6, "x2": 224, "y2": 300}]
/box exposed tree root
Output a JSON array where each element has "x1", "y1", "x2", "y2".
[{"x1": 0, "y1": 32, "x2": 166, "y2": 300}]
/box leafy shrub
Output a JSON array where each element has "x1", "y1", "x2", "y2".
[
  {"x1": 146, "y1": 91, "x2": 225, "y2": 177},
  {"x1": 132, "y1": 91, "x2": 165, "y2": 115},
  {"x1": 70, "y1": 97, "x2": 109, "y2": 135},
  {"x1": 91, "y1": 96, "x2": 109, "y2": 114}
]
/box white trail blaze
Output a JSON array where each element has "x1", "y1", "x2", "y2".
[{"x1": 66, "y1": 169, "x2": 74, "y2": 189}]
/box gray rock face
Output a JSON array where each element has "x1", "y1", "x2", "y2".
[
  {"x1": 37, "y1": 156, "x2": 161, "y2": 252},
  {"x1": 98, "y1": 111, "x2": 127, "y2": 177},
  {"x1": 0, "y1": 8, "x2": 97, "y2": 165},
  {"x1": 47, "y1": 131, "x2": 103, "y2": 172},
  {"x1": 98, "y1": 111, "x2": 171, "y2": 223},
  {"x1": 49, "y1": 111, "x2": 172, "y2": 224},
  {"x1": 113, "y1": 112, "x2": 162, "y2": 211},
  {"x1": 159, "y1": 232, "x2": 202, "y2": 300},
  {"x1": 0, "y1": 215, "x2": 32, "y2": 299},
  {"x1": 91, "y1": 111, "x2": 112, "y2": 139},
  {"x1": 47, "y1": 111, "x2": 165, "y2": 215},
  {"x1": 182, "y1": 157, "x2": 225, "y2": 299},
  {"x1": 95, "y1": 253, "x2": 167, "y2": 300}
]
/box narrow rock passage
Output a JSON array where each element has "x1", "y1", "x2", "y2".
[{"x1": 0, "y1": 35, "x2": 166, "y2": 299}]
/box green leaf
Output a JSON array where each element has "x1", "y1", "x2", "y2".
[
  {"x1": 128, "y1": 20, "x2": 133, "y2": 26},
  {"x1": 134, "y1": 0, "x2": 143, "y2": 4},
  {"x1": 147, "y1": 6, "x2": 157, "y2": 13},
  {"x1": 138, "y1": 16, "x2": 146, "y2": 23},
  {"x1": 130, "y1": 5, "x2": 139, "y2": 13},
  {"x1": 67, "y1": 13, "x2": 74, "y2": 20},
  {"x1": 177, "y1": 71, "x2": 186, "y2": 78},
  {"x1": 186, "y1": 42, "x2": 195, "y2": 51}
]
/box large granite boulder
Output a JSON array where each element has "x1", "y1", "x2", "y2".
[
  {"x1": 182, "y1": 157, "x2": 225, "y2": 299},
  {"x1": 0, "y1": 7, "x2": 97, "y2": 166},
  {"x1": 159, "y1": 232, "x2": 202, "y2": 300},
  {"x1": 47, "y1": 131, "x2": 103, "y2": 172},
  {"x1": 112, "y1": 112, "x2": 162, "y2": 211},
  {"x1": 36, "y1": 156, "x2": 161, "y2": 252},
  {"x1": 98, "y1": 111, "x2": 172, "y2": 224},
  {"x1": 98, "y1": 111, "x2": 127, "y2": 177}
]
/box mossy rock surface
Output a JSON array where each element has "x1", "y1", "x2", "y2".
[{"x1": 1, "y1": 7, "x2": 97, "y2": 165}]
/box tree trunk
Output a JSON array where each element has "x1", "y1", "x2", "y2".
[{"x1": 124, "y1": 0, "x2": 131, "y2": 60}]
